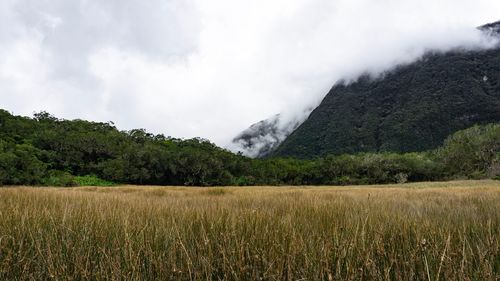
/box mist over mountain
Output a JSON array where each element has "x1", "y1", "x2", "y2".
[
  {"x1": 2, "y1": 0, "x2": 500, "y2": 147},
  {"x1": 481, "y1": 20, "x2": 500, "y2": 33},
  {"x1": 233, "y1": 21, "x2": 500, "y2": 158},
  {"x1": 230, "y1": 114, "x2": 304, "y2": 158},
  {"x1": 271, "y1": 21, "x2": 500, "y2": 158}
]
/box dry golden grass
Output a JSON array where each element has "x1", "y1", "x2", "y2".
[{"x1": 0, "y1": 180, "x2": 499, "y2": 280}]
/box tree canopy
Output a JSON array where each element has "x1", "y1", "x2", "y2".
[{"x1": 0, "y1": 109, "x2": 498, "y2": 186}]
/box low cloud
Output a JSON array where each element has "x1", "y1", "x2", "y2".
[{"x1": 0, "y1": 0, "x2": 499, "y2": 149}]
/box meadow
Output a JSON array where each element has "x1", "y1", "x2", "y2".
[{"x1": 0, "y1": 181, "x2": 498, "y2": 280}]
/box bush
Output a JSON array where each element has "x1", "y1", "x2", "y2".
[
  {"x1": 436, "y1": 124, "x2": 500, "y2": 178},
  {"x1": 74, "y1": 175, "x2": 115, "y2": 187},
  {"x1": 0, "y1": 142, "x2": 47, "y2": 186},
  {"x1": 41, "y1": 171, "x2": 77, "y2": 187}
]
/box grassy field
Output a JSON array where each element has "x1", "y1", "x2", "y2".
[{"x1": 0, "y1": 181, "x2": 499, "y2": 280}]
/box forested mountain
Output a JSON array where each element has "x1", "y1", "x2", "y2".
[{"x1": 273, "y1": 21, "x2": 500, "y2": 158}]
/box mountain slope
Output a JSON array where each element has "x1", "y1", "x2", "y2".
[
  {"x1": 231, "y1": 114, "x2": 305, "y2": 158},
  {"x1": 273, "y1": 22, "x2": 500, "y2": 158}
]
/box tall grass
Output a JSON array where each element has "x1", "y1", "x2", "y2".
[{"x1": 0, "y1": 181, "x2": 499, "y2": 280}]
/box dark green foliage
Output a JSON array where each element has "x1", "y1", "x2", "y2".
[
  {"x1": 0, "y1": 109, "x2": 248, "y2": 186},
  {"x1": 41, "y1": 171, "x2": 77, "y2": 187},
  {"x1": 274, "y1": 46, "x2": 500, "y2": 158},
  {"x1": 0, "y1": 109, "x2": 498, "y2": 186},
  {"x1": 436, "y1": 124, "x2": 500, "y2": 178},
  {"x1": 0, "y1": 141, "x2": 46, "y2": 185},
  {"x1": 73, "y1": 175, "x2": 115, "y2": 187},
  {"x1": 313, "y1": 152, "x2": 444, "y2": 185}
]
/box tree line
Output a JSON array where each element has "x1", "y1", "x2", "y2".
[{"x1": 1, "y1": 109, "x2": 499, "y2": 186}]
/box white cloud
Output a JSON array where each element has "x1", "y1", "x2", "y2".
[{"x1": 0, "y1": 0, "x2": 499, "y2": 147}]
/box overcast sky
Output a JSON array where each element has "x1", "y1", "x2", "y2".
[{"x1": 1, "y1": 0, "x2": 499, "y2": 148}]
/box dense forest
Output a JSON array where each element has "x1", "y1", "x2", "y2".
[
  {"x1": 274, "y1": 40, "x2": 500, "y2": 158},
  {"x1": 0, "y1": 109, "x2": 499, "y2": 186}
]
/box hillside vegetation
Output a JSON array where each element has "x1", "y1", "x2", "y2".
[
  {"x1": 0, "y1": 181, "x2": 498, "y2": 280},
  {"x1": 274, "y1": 32, "x2": 500, "y2": 158},
  {"x1": 1, "y1": 109, "x2": 500, "y2": 186}
]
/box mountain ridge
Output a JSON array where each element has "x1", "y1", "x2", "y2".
[{"x1": 272, "y1": 21, "x2": 500, "y2": 158}]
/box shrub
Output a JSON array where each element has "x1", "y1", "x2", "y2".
[
  {"x1": 436, "y1": 124, "x2": 500, "y2": 178},
  {"x1": 41, "y1": 170, "x2": 77, "y2": 187},
  {"x1": 74, "y1": 175, "x2": 115, "y2": 187}
]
